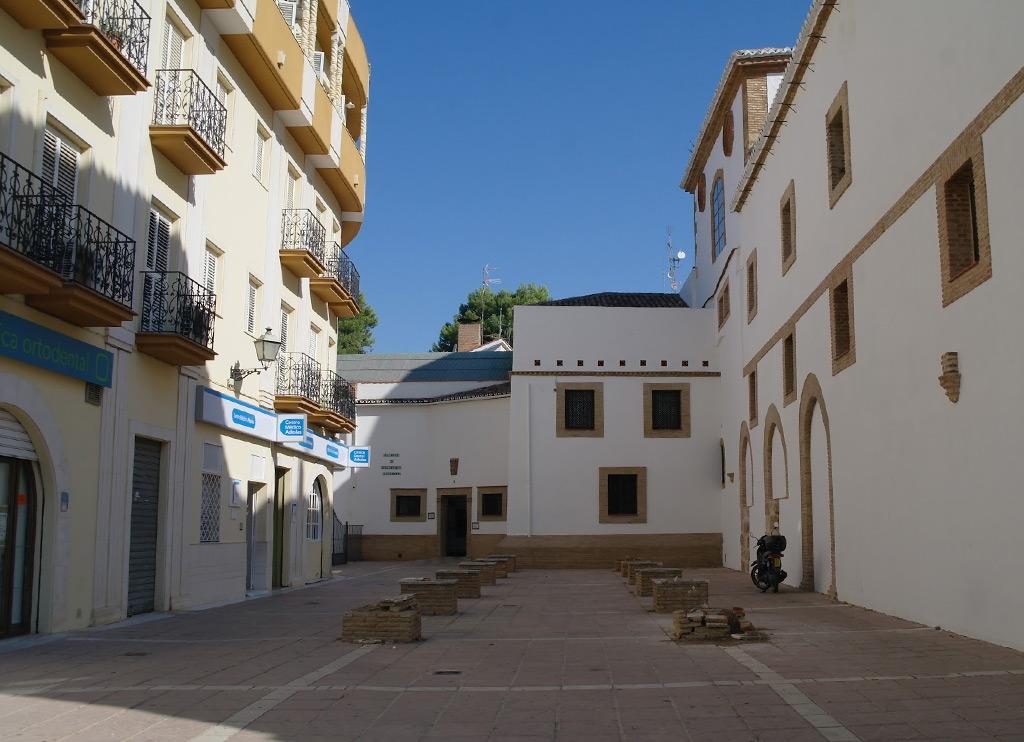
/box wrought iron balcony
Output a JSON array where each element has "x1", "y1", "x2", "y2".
[
  {"x1": 78, "y1": 0, "x2": 150, "y2": 76},
  {"x1": 309, "y1": 240, "x2": 360, "y2": 317},
  {"x1": 275, "y1": 352, "x2": 323, "y2": 414},
  {"x1": 136, "y1": 271, "x2": 216, "y2": 365},
  {"x1": 323, "y1": 370, "x2": 356, "y2": 425},
  {"x1": 150, "y1": 69, "x2": 227, "y2": 174},
  {"x1": 279, "y1": 209, "x2": 327, "y2": 278},
  {"x1": 0, "y1": 151, "x2": 73, "y2": 294}
]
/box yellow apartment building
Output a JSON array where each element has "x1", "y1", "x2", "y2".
[{"x1": 0, "y1": 0, "x2": 368, "y2": 637}]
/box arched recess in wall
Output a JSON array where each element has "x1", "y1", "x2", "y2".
[
  {"x1": 761, "y1": 404, "x2": 787, "y2": 535},
  {"x1": 737, "y1": 422, "x2": 752, "y2": 568},
  {"x1": 799, "y1": 373, "x2": 837, "y2": 598}
]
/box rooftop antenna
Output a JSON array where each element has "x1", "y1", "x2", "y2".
[
  {"x1": 481, "y1": 264, "x2": 501, "y2": 337},
  {"x1": 664, "y1": 228, "x2": 686, "y2": 292}
]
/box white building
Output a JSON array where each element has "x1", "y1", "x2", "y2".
[{"x1": 336, "y1": 0, "x2": 1024, "y2": 653}]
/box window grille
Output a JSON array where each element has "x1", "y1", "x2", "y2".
[
  {"x1": 651, "y1": 389, "x2": 681, "y2": 430},
  {"x1": 395, "y1": 495, "x2": 420, "y2": 518},
  {"x1": 564, "y1": 389, "x2": 595, "y2": 430},
  {"x1": 200, "y1": 472, "x2": 221, "y2": 542},
  {"x1": 306, "y1": 480, "x2": 323, "y2": 541},
  {"x1": 607, "y1": 474, "x2": 638, "y2": 515},
  {"x1": 480, "y1": 492, "x2": 503, "y2": 517}
]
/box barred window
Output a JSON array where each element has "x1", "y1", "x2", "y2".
[
  {"x1": 607, "y1": 474, "x2": 638, "y2": 515},
  {"x1": 651, "y1": 389, "x2": 681, "y2": 430},
  {"x1": 395, "y1": 495, "x2": 421, "y2": 518},
  {"x1": 306, "y1": 480, "x2": 323, "y2": 541},
  {"x1": 200, "y1": 473, "x2": 221, "y2": 543},
  {"x1": 564, "y1": 389, "x2": 595, "y2": 430},
  {"x1": 480, "y1": 492, "x2": 503, "y2": 517}
]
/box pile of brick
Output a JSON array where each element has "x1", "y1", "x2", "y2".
[
  {"x1": 399, "y1": 577, "x2": 458, "y2": 615},
  {"x1": 342, "y1": 594, "x2": 421, "y2": 643},
  {"x1": 651, "y1": 578, "x2": 709, "y2": 613},
  {"x1": 673, "y1": 607, "x2": 756, "y2": 641}
]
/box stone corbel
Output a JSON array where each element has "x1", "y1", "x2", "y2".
[{"x1": 938, "y1": 351, "x2": 961, "y2": 403}]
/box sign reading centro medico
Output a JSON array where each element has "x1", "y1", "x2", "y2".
[{"x1": 0, "y1": 310, "x2": 114, "y2": 387}]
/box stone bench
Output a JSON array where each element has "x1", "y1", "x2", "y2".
[
  {"x1": 487, "y1": 554, "x2": 517, "y2": 572},
  {"x1": 635, "y1": 567, "x2": 683, "y2": 597},
  {"x1": 623, "y1": 560, "x2": 663, "y2": 584},
  {"x1": 651, "y1": 578, "x2": 709, "y2": 614},
  {"x1": 342, "y1": 594, "x2": 421, "y2": 642},
  {"x1": 458, "y1": 561, "x2": 497, "y2": 586},
  {"x1": 399, "y1": 578, "x2": 458, "y2": 615},
  {"x1": 436, "y1": 569, "x2": 481, "y2": 598}
]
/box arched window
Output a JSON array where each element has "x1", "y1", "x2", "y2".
[
  {"x1": 306, "y1": 479, "x2": 323, "y2": 541},
  {"x1": 711, "y1": 173, "x2": 726, "y2": 259}
]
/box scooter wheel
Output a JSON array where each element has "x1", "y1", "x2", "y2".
[{"x1": 750, "y1": 565, "x2": 770, "y2": 592}]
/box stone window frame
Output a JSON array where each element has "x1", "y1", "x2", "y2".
[
  {"x1": 830, "y1": 266, "x2": 856, "y2": 375},
  {"x1": 643, "y1": 382, "x2": 691, "y2": 439},
  {"x1": 746, "y1": 248, "x2": 758, "y2": 322},
  {"x1": 599, "y1": 466, "x2": 647, "y2": 524},
  {"x1": 390, "y1": 488, "x2": 427, "y2": 522},
  {"x1": 717, "y1": 279, "x2": 731, "y2": 329},
  {"x1": 556, "y1": 381, "x2": 604, "y2": 438},
  {"x1": 782, "y1": 329, "x2": 797, "y2": 407},
  {"x1": 780, "y1": 180, "x2": 797, "y2": 275},
  {"x1": 710, "y1": 169, "x2": 726, "y2": 262},
  {"x1": 722, "y1": 109, "x2": 734, "y2": 157},
  {"x1": 935, "y1": 134, "x2": 992, "y2": 307},
  {"x1": 826, "y1": 81, "x2": 853, "y2": 208},
  {"x1": 476, "y1": 486, "x2": 507, "y2": 522}
]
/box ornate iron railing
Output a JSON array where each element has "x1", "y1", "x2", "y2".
[
  {"x1": 78, "y1": 0, "x2": 151, "y2": 76},
  {"x1": 280, "y1": 209, "x2": 326, "y2": 266},
  {"x1": 152, "y1": 70, "x2": 227, "y2": 158},
  {"x1": 276, "y1": 351, "x2": 323, "y2": 404},
  {"x1": 322, "y1": 241, "x2": 360, "y2": 305},
  {"x1": 59, "y1": 204, "x2": 135, "y2": 307},
  {"x1": 322, "y1": 369, "x2": 356, "y2": 422},
  {"x1": 0, "y1": 151, "x2": 72, "y2": 271},
  {"x1": 139, "y1": 271, "x2": 215, "y2": 349}
]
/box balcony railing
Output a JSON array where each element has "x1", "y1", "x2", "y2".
[
  {"x1": 57, "y1": 204, "x2": 135, "y2": 307},
  {"x1": 152, "y1": 69, "x2": 227, "y2": 158},
  {"x1": 78, "y1": 0, "x2": 151, "y2": 76},
  {"x1": 280, "y1": 209, "x2": 326, "y2": 266},
  {"x1": 139, "y1": 271, "x2": 215, "y2": 349},
  {"x1": 276, "y1": 351, "x2": 323, "y2": 404},
  {"x1": 322, "y1": 369, "x2": 356, "y2": 423},
  {"x1": 322, "y1": 241, "x2": 360, "y2": 304},
  {"x1": 0, "y1": 151, "x2": 72, "y2": 271}
]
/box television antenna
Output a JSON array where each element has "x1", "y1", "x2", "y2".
[
  {"x1": 479, "y1": 265, "x2": 502, "y2": 337},
  {"x1": 664, "y1": 228, "x2": 686, "y2": 292}
]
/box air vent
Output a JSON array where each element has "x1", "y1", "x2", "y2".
[{"x1": 85, "y1": 382, "x2": 103, "y2": 406}]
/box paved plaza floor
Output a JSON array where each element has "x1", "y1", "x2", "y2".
[{"x1": 0, "y1": 559, "x2": 1022, "y2": 741}]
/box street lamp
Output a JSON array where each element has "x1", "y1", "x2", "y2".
[{"x1": 230, "y1": 327, "x2": 283, "y2": 381}]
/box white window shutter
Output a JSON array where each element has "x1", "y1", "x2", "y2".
[
  {"x1": 246, "y1": 282, "x2": 257, "y2": 334},
  {"x1": 146, "y1": 209, "x2": 170, "y2": 271},
  {"x1": 42, "y1": 128, "x2": 79, "y2": 200},
  {"x1": 253, "y1": 131, "x2": 264, "y2": 181},
  {"x1": 161, "y1": 18, "x2": 184, "y2": 69},
  {"x1": 277, "y1": 0, "x2": 298, "y2": 27},
  {"x1": 280, "y1": 308, "x2": 289, "y2": 350},
  {"x1": 203, "y1": 248, "x2": 217, "y2": 295},
  {"x1": 308, "y1": 326, "x2": 319, "y2": 359}
]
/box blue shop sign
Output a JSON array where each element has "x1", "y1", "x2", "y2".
[{"x1": 0, "y1": 310, "x2": 114, "y2": 387}]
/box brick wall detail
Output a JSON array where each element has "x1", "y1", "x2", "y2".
[
  {"x1": 458, "y1": 561, "x2": 497, "y2": 585},
  {"x1": 342, "y1": 595, "x2": 422, "y2": 643},
  {"x1": 399, "y1": 578, "x2": 458, "y2": 615},
  {"x1": 436, "y1": 569, "x2": 481, "y2": 598},
  {"x1": 635, "y1": 568, "x2": 684, "y2": 597},
  {"x1": 496, "y1": 534, "x2": 722, "y2": 570},
  {"x1": 652, "y1": 579, "x2": 710, "y2": 614}
]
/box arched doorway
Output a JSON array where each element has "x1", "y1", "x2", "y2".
[
  {"x1": 763, "y1": 405, "x2": 800, "y2": 587},
  {"x1": 0, "y1": 409, "x2": 39, "y2": 638},
  {"x1": 737, "y1": 423, "x2": 754, "y2": 568},
  {"x1": 799, "y1": 375, "x2": 837, "y2": 597}
]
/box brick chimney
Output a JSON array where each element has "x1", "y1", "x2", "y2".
[{"x1": 457, "y1": 323, "x2": 482, "y2": 352}]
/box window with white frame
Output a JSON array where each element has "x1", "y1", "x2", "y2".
[
  {"x1": 285, "y1": 165, "x2": 300, "y2": 210},
  {"x1": 253, "y1": 124, "x2": 270, "y2": 183},
  {"x1": 246, "y1": 277, "x2": 260, "y2": 334},
  {"x1": 306, "y1": 479, "x2": 323, "y2": 541},
  {"x1": 200, "y1": 442, "x2": 223, "y2": 543},
  {"x1": 159, "y1": 14, "x2": 186, "y2": 69},
  {"x1": 41, "y1": 126, "x2": 80, "y2": 200},
  {"x1": 308, "y1": 325, "x2": 320, "y2": 361},
  {"x1": 203, "y1": 244, "x2": 219, "y2": 297}
]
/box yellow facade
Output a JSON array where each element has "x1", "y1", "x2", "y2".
[{"x1": 0, "y1": 0, "x2": 368, "y2": 637}]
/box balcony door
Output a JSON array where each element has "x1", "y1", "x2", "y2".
[{"x1": 141, "y1": 208, "x2": 171, "y2": 332}]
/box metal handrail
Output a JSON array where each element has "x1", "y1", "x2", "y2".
[
  {"x1": 59, "y1": 205, "x2": 135, "y2": 307},
  {"x1": 153, "y1": 70, "x2": 227, "y2": 158},
  {"x1": 322, "y1": 369, "x2": 356, "y2": 422},
  {"x1": 321, "y1": 241, "x2": 360, "y2": 306},
  {"x1": 0, "y1": 151, "x2": 71, "y2": 270},
  {"x1": 280, "y1": 209, "x2": 326, "y2": 266},
  {"x1": 139, "y1": 271, "x2": 215, "y2": 349},
  {"x1": 276, "y1": 351, "x2": 323, "y2": 404},
  {"x1": 78, "y1": 0, "x2": 151, "y2": 76}
]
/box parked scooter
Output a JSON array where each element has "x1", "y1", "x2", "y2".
[{"x1": 750, "y1": 526, "x2": 787, "y2": 593}]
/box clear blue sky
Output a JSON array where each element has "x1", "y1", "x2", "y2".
[{"x1": 348, "y1": 1, "x2": 811, "y2": 352}]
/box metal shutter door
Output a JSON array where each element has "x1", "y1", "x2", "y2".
[
  {"x1": 0, "y1": 409, "x2": 38, "y2": 461},
  {"x1": 127, "y1": 438, "x2": 162, "y2": 616}
]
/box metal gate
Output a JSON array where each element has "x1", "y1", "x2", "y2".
[
  {"x1": 127, "y1": 437, "x2": 161, "y2": 616},
  {"x1": 347, "y1": 523, "x2": 363, "y2": 562},
  {"x1": 331, "y1": 511, "x2": 347, "y2": 565}
]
